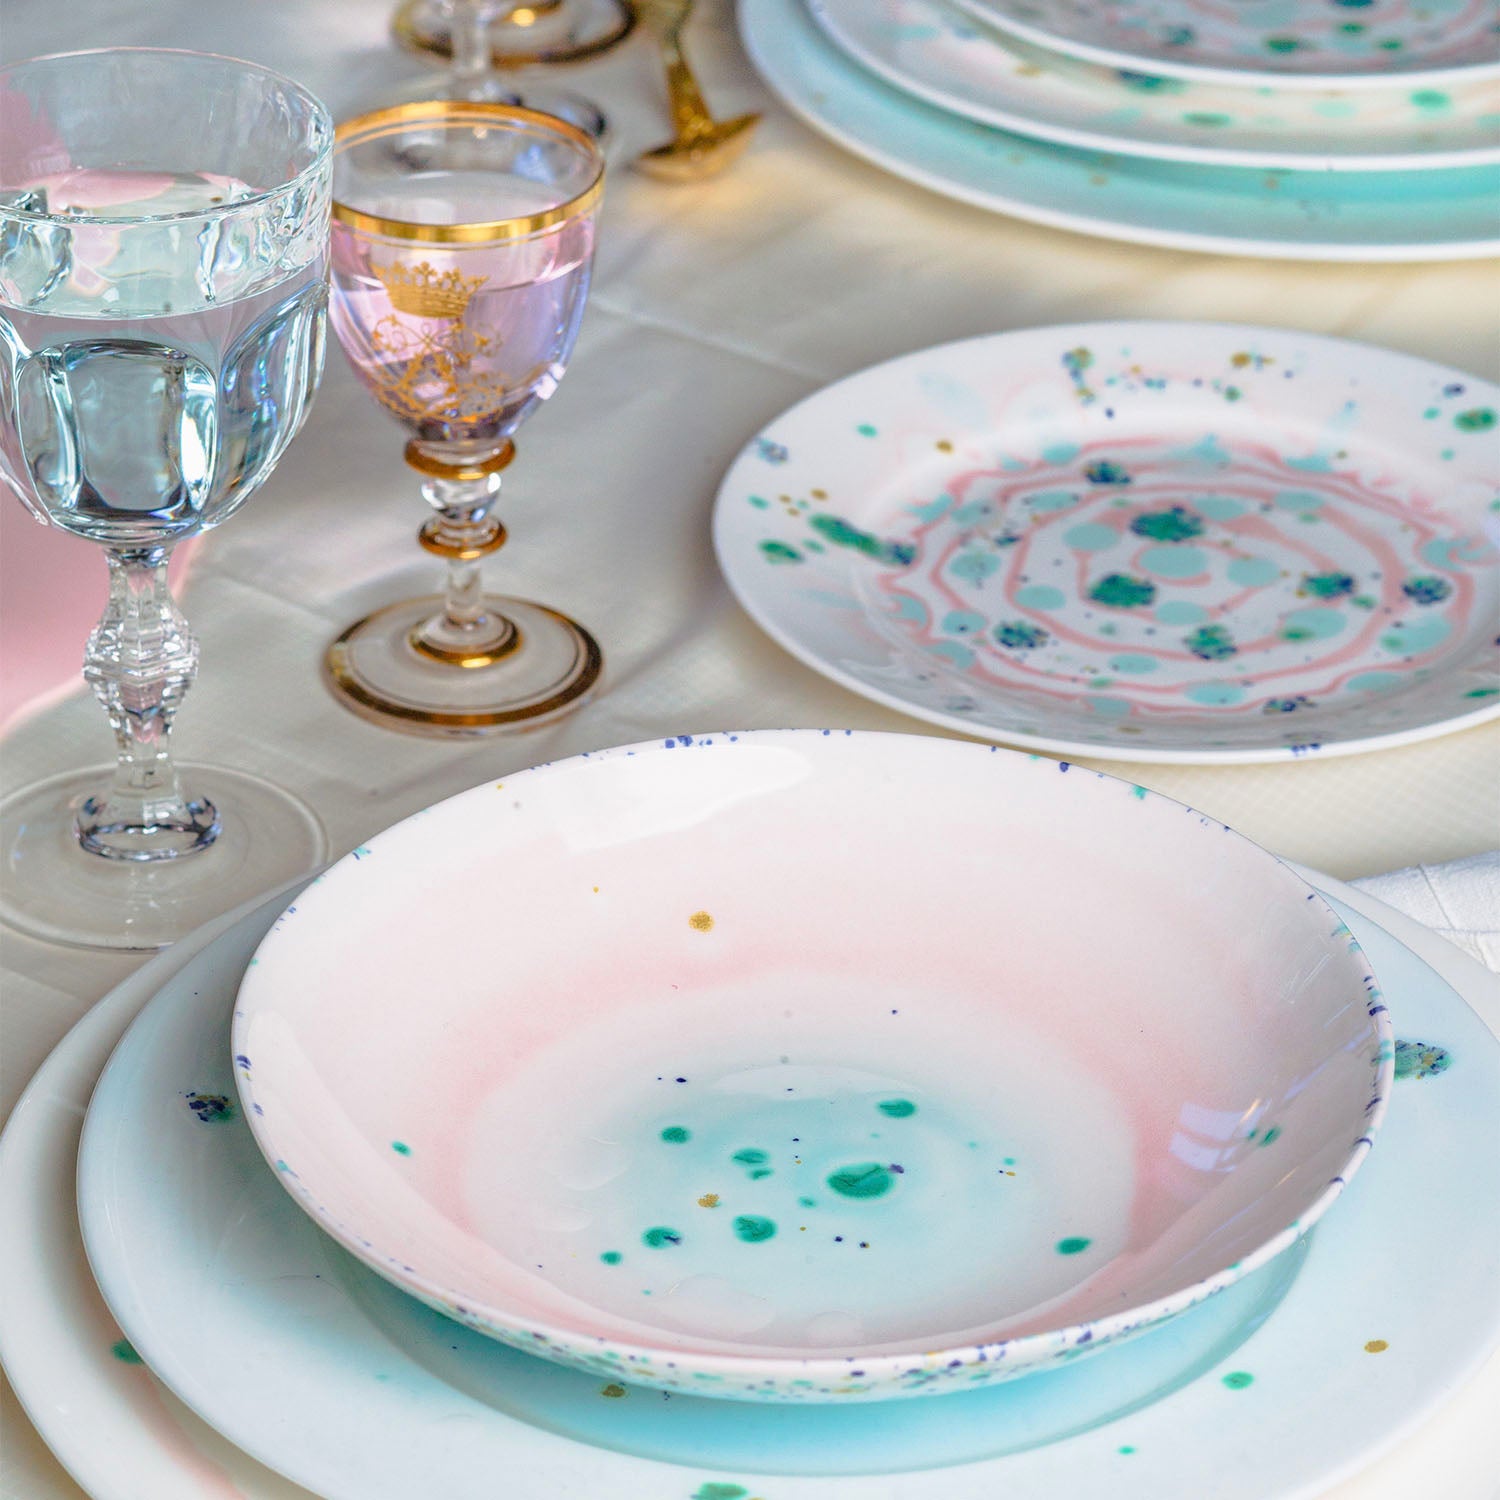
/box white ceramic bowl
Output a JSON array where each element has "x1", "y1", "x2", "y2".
[{"x1": 234, "y1": 732, "x2": 1391, "y2": 1402}]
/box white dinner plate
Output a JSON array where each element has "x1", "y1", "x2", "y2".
[
  {"x1": 739, "y1": 0, "x2": 1500, "y2": 262},
  {"x1": 808, "y1": 0, "x2": 1500, "y2": 171},
  {"x1": 19, "y1": 871, "x2": 1490, "y2": 1500},
  {"x1": 953, "y1": 0, "x2": 1500, "y2": 90},
  {"x1": 713, "y1": 322, "x2": 1500, "y2": 764}
]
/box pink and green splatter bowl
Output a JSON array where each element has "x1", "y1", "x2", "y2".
[{"x1": 233, "y1": 731, "x2": 1392, "y2": 1402}]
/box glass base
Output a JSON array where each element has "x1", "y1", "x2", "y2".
[
  {"x1": 0, "y1": 766, "x2": 328, "y2": 952},
  {"x1": 392, "y1": 0, "x2": 636, "y2": 68},
  {"x1": 326, "y1": 594, "x2": 602, "y2": 737}
]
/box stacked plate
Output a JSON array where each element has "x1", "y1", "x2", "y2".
[
  {"x1": 739, "y1": 0, "x2": 1500, "y2": 259},
  {"x1": 2, "y1": 732, "x2": 1500, "y2": 1499}
]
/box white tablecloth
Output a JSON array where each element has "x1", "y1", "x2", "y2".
[{"x1": 1, "y1": 1, "x2": 1498, "y2": 1494}]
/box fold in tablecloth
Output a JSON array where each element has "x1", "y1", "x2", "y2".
[{"x1": 1352, "y1": 851, "x2": 1500, "y2": 973}]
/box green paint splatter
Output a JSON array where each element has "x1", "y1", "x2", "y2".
[
  {"x1": 693, "y1": 1485, "x2": 750, "y2": 1500},
  {"x1": 111, "y1": 1339, "x2": 143, "y2": 1365},
  {"x1": 1258, "y1": 1125, "x2": 1282, "y2": 1147},
  {"x1": 1455, "y1": 407, "x2": 1496, "y2": 432},
  {"x1": 877, "y1": 1098, "x2": 917, "y2": 1118},
  {"x1": 1464, "y1": 686, "x2": 1499, "y2": 699},
  {"x1": 1395, "y1": 1040, "x2": 1451, "y2": 1079},
  {"x1": 759, "y1": 540, "x2": 802, "y2": 564},
  {"x1": 1119, "y1": 1445, "x2": 1136, "y2": 1455},
  {"x1": 856, "y1": 423, "x2": 878, "y2": 437},
  {"x1": 1056, "y1": 1236, "x2": 1092, "y2": 1255},
  {"x1": 799, "y1": 1196, "x2": 818, "y2": 1207},
  {"x1": 1184, "y1": 624, "x2": 1237, "y2": 661},
  {"x1": 1182, "y1": 111, "x2": 1231, "y2": 128},
  {"x1": 1265, "y1": 35, "x2": 1303, "y2": 52},
  {"x1": 748, "y1": 495, "x2": 770, "y2": 509},
  {"x1": 661, "y1": 1126, "x2": 691, "y2": 1144},
  {"x1": 1410, "y1": 90, "x2": 1451, "y2": 111},
  {"x1": 601, "y1": 1250, "x2": 623, "y2": 1265},
  {"x1": 827, "y1": 1162, "x2": 896, "y2": 1199},
  {"x1": 1299, "y1": 571, "x2": 1355, "y2": 599},
  {"x1": 808, "y1": 513, "x2": 915, "y2": 566},
  {"x1": 1129, "y1": 505, "x2": 1203, "y2": 542},
  {"x1": 1222, "y1": 1370, "x2": 1255, "y2": 1389},
  {"x1": 391, "y1": 1141, "x2": 411, "y2": 1155},
  {"x1": 1088, "y1": 573, "x2": 1156, "y2": 609},
  {"x1": 733, "y1": 1214, "x2": 777, "y2": 1243},
  {"x1": 643, "y1": 1226, "x2": 683, "y2": 1248},
  {"x1": 732, "y1": 1148, "x2": 768, "y2": 1165},
  {"x1": 183, "y1": 1091, "x2": 235, "y2": 1124}
]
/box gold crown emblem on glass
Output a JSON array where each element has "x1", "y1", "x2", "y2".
[
  {"x1": 373, "y1": 259, "x2": 487, "y2": 319},
  {"x1": 325, "y1": 102, "x2": 605, "y2": 735}
]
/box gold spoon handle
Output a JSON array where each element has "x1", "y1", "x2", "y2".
[{"x1": 660, "y1": 30, "x2": 715, "y2": 140}]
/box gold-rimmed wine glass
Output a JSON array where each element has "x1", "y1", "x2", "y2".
[{"x1": 324, "y1": 102, "x2": 605, "y2": 736}]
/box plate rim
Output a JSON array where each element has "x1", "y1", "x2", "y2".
[{"x1": 711, "y1": 318, "x2": 1500, "y2": 765}]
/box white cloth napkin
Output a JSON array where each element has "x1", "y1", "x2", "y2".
[{"x1": 1351, "y1": 851, "x2": 1500, "y2": 973}]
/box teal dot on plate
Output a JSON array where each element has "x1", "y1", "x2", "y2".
[
  {"x1": 1155, "y1": 600, "x2": 1209, "y2": 625},
  {"x1": 1140, "y1": 544, "x2": 1208, "y2": 579},
  {"x1": 660, "y1": 1126, "x2": 691, "y2": 1144},
  {"x1": 1274, "y1": 490, "x2": 1324, "y2": 514},
  {"x1": 856, "y1": 423, "x2": 878, "y2": 437},
  {"x1": 1027, "y1": 489, "x2": 1078, "y2": 511},
  {"x1": 1064, "y1": 522, "x2": 1119, "y2": 552},
  {"x1": 1222, "y1": 1370, "x2": 1255, "y2": 1390},
  {"x1": 1382, "y1": 617, "x2": 1451, "y2": 654},
  {"x1": 1109, "y1": 653, "x2": 1159, "y2": 674},
  {"x1": 391, "y1": 1141, "x2": 411, "y2": 1155},
  {"x1": 1056, "y1": 1236, "x2": 1092, "y2": 1255},
  {"x1": 1347, "y1": 671, "x2": 1402, "y2": 693},
  {"x1": 1227, "y1": 556, "x2": 1280, "y2": 587},
  {"x1": 1015, "y1": 584, "x2": 1066, "y2": 610},
  {"x1": 1281, "y1": 606, "x2": 1346, "y2": 640},
  {"x1": 1195, "y1": 495, "x2": 1248, "y2": 521},
  {"x1": 1185, "y1": 681, "x2": 1246, "y2": 706},
  {"x1": 600, "y1": 1250, "x2": 623, "y2": 1265}
]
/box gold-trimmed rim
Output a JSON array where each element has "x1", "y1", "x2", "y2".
[{"x1": 331, "y1": 102, "x2": 604, "y2": 244}]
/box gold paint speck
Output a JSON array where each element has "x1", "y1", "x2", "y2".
[
  {"x1": 698, "y1": 1193, "x2": 720, "y2": 1208},
  {"x1": 601, "y1": 1383, "x2": 627, "y2": 1398},
  {"x1": 812, "y1": 487, "x2": 828, "y2": 499},
  {"x1": 1365, "y1": 1339, "x2": 1388, "y2": 1353},
  {"x1": 936, "y1": 439, "x2": 953, "y2": 452},
  {"x1": 689, "y1": 911, "x2": 714, "y2": 932}
]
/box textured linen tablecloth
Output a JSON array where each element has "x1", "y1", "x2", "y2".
[{"x1": 1, "y1": 1, "x2": 1498, "y2": 1494}]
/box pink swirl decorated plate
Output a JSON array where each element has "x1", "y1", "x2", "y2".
[
  {"x1": 955, "y1": 0, "x2": 1500, "y2": 89},
  {"x1": 712, "y1": 322, "x2": 1500, "y2": 763}
]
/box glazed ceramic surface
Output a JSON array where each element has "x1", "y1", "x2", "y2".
[
  {"x1": 54, "y1": 880, "x2": 1497, "y2": 1499},
  {"x1": 714, "y1": 324, "x2": 1500, "y2": 763},
  {"x1": 810, "y1": 0, "x2": 1500, "y2": 170},
  {"x1": 227, "y1": 733, "x2": 1387, "y2": 1401},
  {"x1": 956, "y1": 0, "x2": 1500, "y2": 88},
  {"x1": 740, "y1": 0, "x2": 1500, "y2": 262}
]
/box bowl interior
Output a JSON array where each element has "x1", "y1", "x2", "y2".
[{"x1": 235, "y1": 733, "x2": 1380, "y2": 1360}]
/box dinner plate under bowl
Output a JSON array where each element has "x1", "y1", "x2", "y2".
[
  {"x1": 229, "y1": 731, "x2": 1386, "y2": 1401},
  {"x1": 51, "y1": 879, "x2": 1497, "y2": 1498},
  {"x1": 714, "y1": 321, "x2": 1500, "y2": 762}
]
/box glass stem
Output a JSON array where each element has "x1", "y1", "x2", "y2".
[
  {"x1": 449, "y1": 0, "x2": 513, "y2": 87},
  {"x1": 76, "y1": 547, "x2": 218, "y2": 861},
  {"x1": 413, "y1": 473, "x2": 518, "y2": 662}
]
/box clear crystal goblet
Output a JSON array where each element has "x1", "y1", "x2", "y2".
[
  {"x1": 0, "y1": 49, "x2": 333, "y2": 950},
  {"x1": 325, "y1": 102, "x2": 604, "y2": 735}
]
